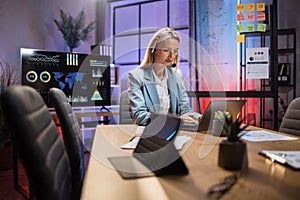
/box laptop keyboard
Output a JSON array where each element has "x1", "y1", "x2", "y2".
[{"x1": 179, "y1": 123, "x2": 198, "y2": 132}]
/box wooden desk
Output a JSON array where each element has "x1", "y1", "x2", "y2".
[{"x1": 81, "y1": 125, "x2": 300, "y2": 200}]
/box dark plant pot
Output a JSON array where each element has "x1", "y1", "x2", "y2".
[
  {"x1": 218, "y1": 140, "x2": 248, "y2": 170},
  {"x1": 0, "y1": 139, "x2": 13, "y2": 171}
]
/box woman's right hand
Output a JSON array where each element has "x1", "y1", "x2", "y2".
[{"x1": 181, "y1": 113, "x2": 199, "y2": 125}]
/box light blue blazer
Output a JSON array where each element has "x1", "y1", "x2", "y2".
[{"x1": 128, "y1": 66, "x2": 200, "y2": 125}]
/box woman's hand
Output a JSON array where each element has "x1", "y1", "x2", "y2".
[{"x1": 181, "y1": 113, "x2": 199, "y2": 125}]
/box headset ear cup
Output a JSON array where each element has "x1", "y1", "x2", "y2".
[{"x1": 151, "y1": 37, "x2": 158, "y2": 54}]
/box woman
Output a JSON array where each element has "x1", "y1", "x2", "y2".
[{"x1": 128, "y1": 27, "x2": 201, "y2": 125}]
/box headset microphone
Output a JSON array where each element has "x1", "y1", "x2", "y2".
[{"x1": 171, "y1": 63, "x2": 176, "y2": 68}]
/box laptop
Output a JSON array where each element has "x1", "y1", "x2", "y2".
[
  {"x1": 108, "y1": 112, "x2": 189, "y2": 179},
  {"x1": 180, "y1": 100, "x2": 246, "y2": 132}
]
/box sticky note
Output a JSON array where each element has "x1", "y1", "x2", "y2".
[
  {"x1": 236, "y1": 24, "x2": 245, "y2": 32},
  {"x1": 256, "y1": 3, "x2": 265, "y2": 11},
  {"x1": 246, "y1": 24, "x2": 255, "y2": 32},
  {"x1": 247, "y1": 13, "x2": 255, "y2": 21},
  {"x1": 237, "y1": 34, "x2": 245, "y2": 43},
  {"x1": 236, "y1": 14, "x2": 245, "y2": 22},
  {"x1": 257, "y1": 12, "x2": 266, "y2": 21},
  {"x1": 246, "y1": 3, "x2": 255, "y2": 12},
  {"x1": 257, "y1": 23, "x2": 266, "y2": 32},
  {"x1": 236, "y1": 4, "x2": 245, "y2": 12}
]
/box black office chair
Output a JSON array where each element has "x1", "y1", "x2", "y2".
[
  {"x1": 279, "y1": 97, "x2": 300, "y2": 136},
  {"x1": 119, "y1": 89, "x2": 134, "y2": 124},
  {"x1": 1, "y1": 85, "x2": 72, "y2": 200},
  {"x1": 49, "y1": 87, "x2": 85, "y2": 200}
]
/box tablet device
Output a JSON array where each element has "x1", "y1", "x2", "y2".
[{"x1": 108, "y1": 112, "x2": 188, "y2": 179}]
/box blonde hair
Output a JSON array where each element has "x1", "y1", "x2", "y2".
[{"x1": 140, "y1": 27, "x2": 180, "y2": 68}]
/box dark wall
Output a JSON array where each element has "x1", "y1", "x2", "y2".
[
  {"x1": 0, "y1": 0, "x2": 97, "y2": 82},
  {"x1": 278, "y1": 0, "x2": 300, "y2": 96}
]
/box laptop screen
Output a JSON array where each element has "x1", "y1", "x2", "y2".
[
  {"x1": 198, "y1": 100, "x2": 246, "y2": 131},
  {"x1": 179, "y1": 100, "x2": 246, "y2": 132}
]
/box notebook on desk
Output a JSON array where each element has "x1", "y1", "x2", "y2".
[
  {"x1": 108, "y1": 112, "x2": 189, "y2": 179},
  {"x1": 180, "y1": 100, "x2": 246, "y2": 132},
  {"x1": 259, "y1": 150, "x2": 300, "y2": 170}
]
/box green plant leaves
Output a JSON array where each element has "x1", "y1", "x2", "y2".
[
  {"x1": 53, "y1": 9, "x2": 95, "y2": 52},
  {"x1": 216, "y1": 111, "x2": 248, "y2": 141}
]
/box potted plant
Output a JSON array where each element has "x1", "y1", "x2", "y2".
[
  {"x1": 217, "y1": 112, "x2": 249, "y2": 170},
  {"x1": 54, "y1": 9, "x2": 96, "y2": 52},
  {"x1": 212, "y1": 111, "x2": 228, "y2": 137}
]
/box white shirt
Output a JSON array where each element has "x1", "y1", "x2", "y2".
[{"x1": 152, "y1": 69, "x2": 170, "y2": 113}]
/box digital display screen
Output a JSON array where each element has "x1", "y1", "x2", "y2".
[{"x1": 21, "y1": 48, "x2": 111, "y2": 108}]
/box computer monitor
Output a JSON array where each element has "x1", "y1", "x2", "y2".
[{"x1": 21, "y1": 48, "x2": 111, "y2": 108}]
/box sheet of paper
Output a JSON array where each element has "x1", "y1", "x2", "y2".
[
  {"x1": 120, "y1": 136, "x2": 141, "y2": 149},
  {"x1": 257, "y1": 12, "x2": 266, "y2": 21},
  {"x1": 257, "y1": 23, "x2": 266, "y2": 32},
  {"x1": 173, "y1": 135, "x2": 192, "y2": 150},
  {"x1": 135, "y1": 126, "x2": 145, "y2": 136},
  {"x1": 256, "y1": 3, "x2": 265, "y2": 11},
  {"x1": 246, "y1": 3, "x2": 255, "y2": 12},
  {"x1": 236, "y1": 4, "x2": 244, "y2": 12},
  {"x1": 241, "y1": 130, "x2": 298, "y2": 142},
  {"x1": 236, "y1": 14, "x2": 245, "y2": 22},
  {"x1": 237, "y1": 34, "x2": 245, "y2": 43},
  {"x1": 246, "y1": 47, "x2": 269, "y2": 79},
  {"x1": 246, "y1": 24, "x2": 255, "y2": 32},
  {"x1": 236, "y1": 24, "x2": 245, "y2": 32}
]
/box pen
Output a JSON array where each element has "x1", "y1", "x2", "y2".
[{"x1": 266, "y1": 152, "x2": 287, "y2": 164}]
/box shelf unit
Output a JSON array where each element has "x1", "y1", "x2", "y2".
[{"x1": 240, "y1": 28, "x2": 296, "y2": 129}]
